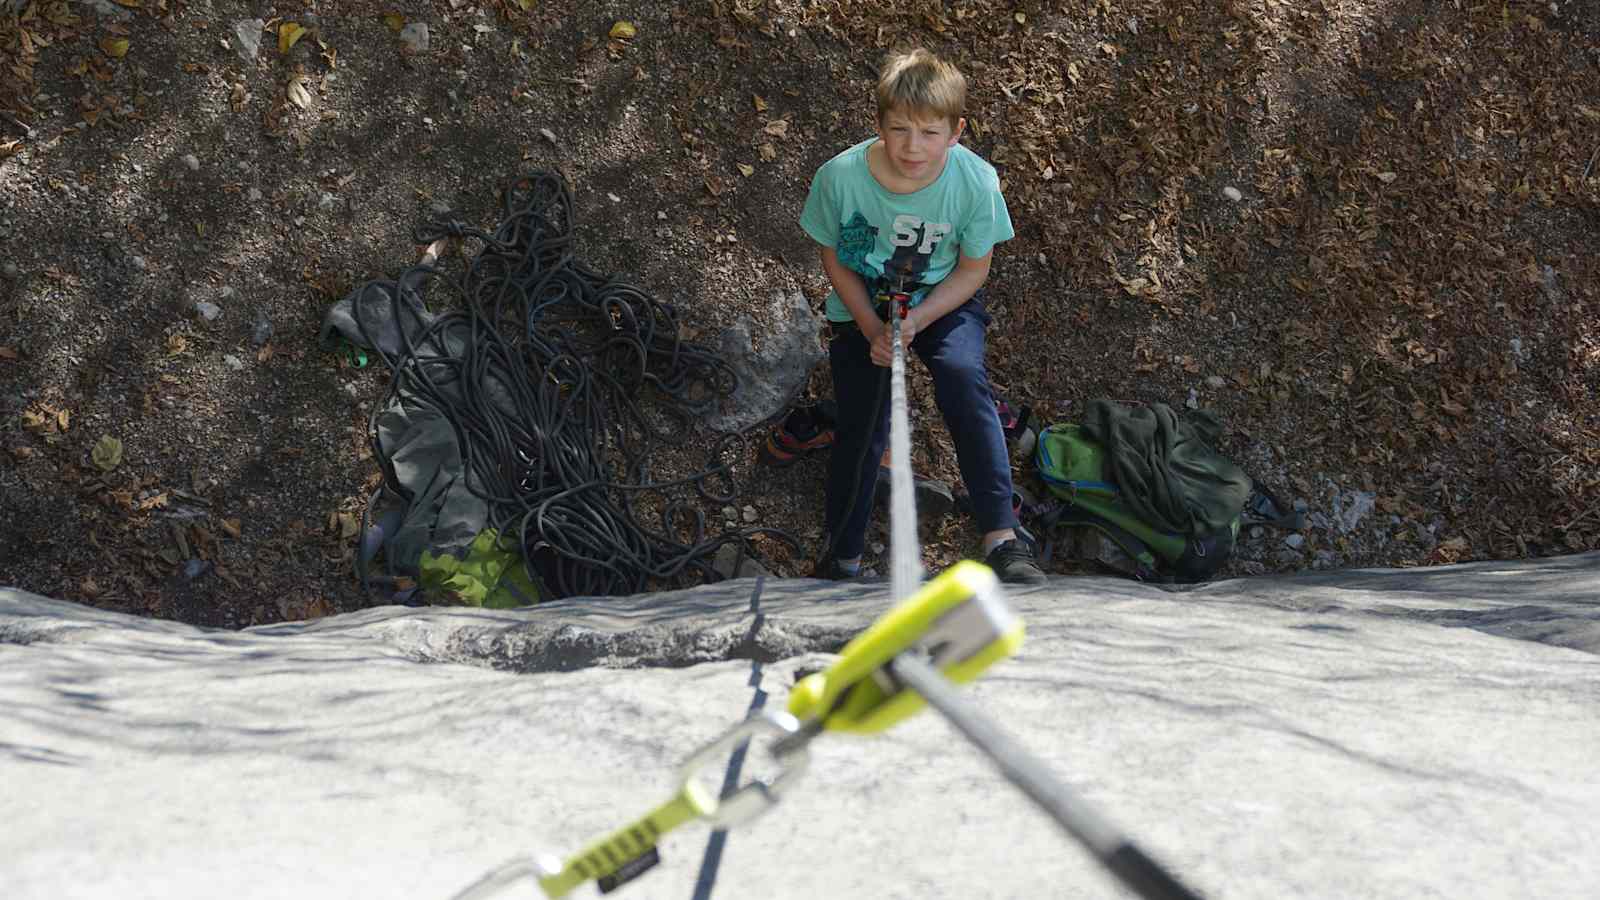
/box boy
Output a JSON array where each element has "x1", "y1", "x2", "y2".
[{"x1": 799, "y1": 48, "x2": 1046, "y2": 585}]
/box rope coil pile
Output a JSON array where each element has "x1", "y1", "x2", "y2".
[{"x1": 352, "y1": 171, "x2": 798, "y2": 599}]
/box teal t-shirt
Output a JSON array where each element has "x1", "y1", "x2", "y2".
[{"x1": 800, "y1": 137, "x2": 1014, "y2": 323}]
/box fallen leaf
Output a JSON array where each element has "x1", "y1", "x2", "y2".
[
  {"x1": 80, "y1": 577, "x2": 102, "y2": 599},
  {"x1": 609, "y1": 21, "x2": 637, "y2": 40},
  {"x1": 383, "y1": 13, "x2": 405, "y2": 31},
  {"x1": 759, "y1": 142, "x2": 777, "y2": 161},
  {"x1": 0, "y1": 347, "x2": 18, "y2": 361},
  {"x1": 752, "y1": 94, "x2": 767, "y2": 112},
  {"x1": 287, "y1": 75, "x2": 311, "y2": 109},
  {"x1": 10, "y1": 446, "x2": 35, "y2": 460},
  {"x1": 763, "y1": 119, "x2": 789, "y2": 138},
  {"x1": 91, "y1": 435, "x2": 123, "y2": 471},
  {"x1": 57, "y1": 409, "x2": 70, "y2": 431},
  {"x1": 278, "y1": 22, "x2": 307, "y2": 54},
  {"x1": 99, "y1": 37, "x2": 130, "y2": 59},
  {"x1": 140, "y1": 492, "x2": 170, "y2": 511},
  {"x1": 1375, "y1": 171, "x2": 1399, "y2": 184},
  {"x1": 336, "y1": 512, "x2": 359, "y2": 540},
  {"x1": 166, "y1": 334, "x2": 188, "y2": 355},
  {"x1": 515, "y1": 0, "x2": 534, "y2": 9},
  {"x1": 737, "y1": 163, "x2": 754, "y2": 177},
  {"x1": 220, "y1": 518, "x2": 242, "y2": 539},
  {"x1": 1015, "y1": 12, "x2": 1026, "y2": 24}
]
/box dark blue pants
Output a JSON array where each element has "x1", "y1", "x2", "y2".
[{"x1": 825, "y1": 293, "x2": 1018, "y2": 560}]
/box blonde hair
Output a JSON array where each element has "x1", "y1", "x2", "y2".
[{"x1": 875, "y1": 48, "x2": 966, "y2": 129}]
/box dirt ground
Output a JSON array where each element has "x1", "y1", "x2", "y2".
[{"x1": 1, "y1": 0, "x2": 1597, "y2": 627}]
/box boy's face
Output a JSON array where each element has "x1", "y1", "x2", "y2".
[{"x1": 876, "y1": 107, "x2": 965, "y2": 183}]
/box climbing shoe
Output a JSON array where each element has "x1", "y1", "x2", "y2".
[
  {"x1": 874, "y1": 466, "x2": 955, "y2": 522},
  {"x1": 757, "y1": 403, "x2": 836, "y2": 467},
  {"x1": 984, "y1": 538, "x2": 1048, "y2": 586}
]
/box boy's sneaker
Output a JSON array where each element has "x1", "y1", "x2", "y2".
[
  {"x1": 810, "y1": 558, "x2": 874, "y2": 581},
  {"x1": 985, "y1": 539, "x2": 1047, "y2": 586}
]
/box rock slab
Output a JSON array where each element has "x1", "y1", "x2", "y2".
[{"x1": 3, "y1": 554, "x2": 1599, "y2": 899}]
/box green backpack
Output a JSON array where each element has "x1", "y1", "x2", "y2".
[{"x1": 1032, "y1": 423, "x2": 1241, "y2": 582}]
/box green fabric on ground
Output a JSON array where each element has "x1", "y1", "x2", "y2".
[{"x1": 1079, "y1": 400, "x2": 1251, "y2": 536}]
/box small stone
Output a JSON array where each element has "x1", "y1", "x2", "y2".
[
  {"x1": 293, "y1": 216, "x2": 305, "y2": 227},
  {"x1": 539, "y1": 127, "x2": 558, "y2": 145},
  {"x1": 251, "y1": 314, "x2": 273, "y2": 347},
  {"x1": 1205, "y1": 375, "x2": 1225, "y2": 389},
  {"x1": 870, "y1": 541, "x2": 885, "y2": 555},
  {"x1": 182, "y1": 154, "x2": 200, "y2": 172},
  {"x1": 722, "y1": 505, "x2": 738, "y2": 521},
  {"x1": 343, "y1": 382, "x2": 359, "y2": 397},
  {"x1": 1312, "y1": 550, "x2": 1338, "y2": 570},
  {"x1": 1185, "y1": 388, "x2": 1200, "y2": 410},
  {"x1": 399, "y1": 22, "x2": 430, "y2": 54},
  {"x1": 607, "y1": 193, "x2": 622, "y2": 203},
  {"x1": 248, "y1": 187, "x2": 263, "y2": 202},
  {"x1": 1283, "y1": 533, "x2": 1306, "y2": 551},
  {"x1": 233, "y1": 19, "x2": 264, "y2": 64},
  {"x1": 741, "y1": 505, "x2": 758, "y2": 523},
  {"x1": 656, "y1": 210, "x2": 667, "y2": 220},
  {"x1": 3, "y1": 262, "x2": 19, "y2": 279},
  {"x1": 195, "y1": 302, "x2": 222, "y2": 321},
  {"x1": 219, "y1": 286, "x2": 237, "y2": 302},
  {"x1": 712, "y1": 544, "x2": 771, "y2": 580},
  {"x1": 223, "y1": 354, "x2": 245, "y2": 371},
  {"x1": 1250, "y1": 526, "x2": 1264, "y2": 540},
  {"x1": 318, "y1": 192, "x2": 336, "y2": 211},
  {"x1": 1239, "y1": 560, "x2": 1267, "y2": 576},
  {"x1": 182, "y1": 558, "x2": 211, "y2": 581},
  {"x1": 130, "y1": 255, "x2": 147, "y2": 271},
  {"x1": 1222, "y1": 186, "x2": 1243, "y2": 202}
]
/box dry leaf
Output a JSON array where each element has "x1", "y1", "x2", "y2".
[
  {"x1": 278, "y1": 22, "x2": 307, "y2": 54},
  {"x1": 166, "y1": 334, "x2": 188, "y2": 355},
  {"x1": 287, "y1": 75, "x2": 312, "y2": 109},
  {"x1": 737, "y1": 163, "x2": 754, "y2": 177},
  {"x1": 11, "y1": 446, "x2": 37, "y2": 460},
  {"x1": 609, "y1": 21, "x2": 637, "y2": 40},
  {"x1": 112, "y1": 0, "x2": 140, "y2": 6},
  {"x1": 57, "y1": 409, "x2": 71, "y2": 431},
  {"x1": 753, "y1": 94, "x2": 767, "y2": 112},
  {"x1": 1375, "y1": 171, "x2": 1399, "y2": 184},
  {"x1": 140, "y1": 492, "x2": 170, "y2": 511},
  {"x1": 383, "y1": 13, "x2": 405, "y2": 31},
  {"x1": 515, "y1": 0, "x2": 534, "y2": 9},
  {"x1": 91, "y1": 435, "x2": 123, "y2": 471},
  {"x1": 763, "y1": 119, "x2": 789, "y2": 138},
  {"x1": 220, "y1": 518, "x2": 242, "y2": 539},
  {"x1": 99, "y1": 37, "x2": 129, "y2": 58},
  {"x1": 759, "y1": 143, "x2": 777, "y2": 162}
]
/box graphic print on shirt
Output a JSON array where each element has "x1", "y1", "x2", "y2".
[
  {"x1": 873, "y1": 214, "x2": 952, "y2": 298},
  {"x1": 836, "y1": 212, "x2": 878, "y2": 275}
]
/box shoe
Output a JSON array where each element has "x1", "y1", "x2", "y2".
[
  {"x1": 985, "y1": 539, "x2": 1047, "y2": 586},
  {"x1": 874, "y1": 466, "x2": 955, "y2": 522},
  {"x1": 757, "y1": 407, "x2": 835, "y2": 467},
  {"x1": 811, "y1": 558, "x2": 873, "y2": 581}
]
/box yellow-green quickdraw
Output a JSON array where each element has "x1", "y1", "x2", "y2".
[{"x1": 519, "y1": 560, "x2": 1022, "y2": 899}]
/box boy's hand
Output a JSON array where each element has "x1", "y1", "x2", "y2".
[{"x1": 869, "y1": 310, "x2": 918, "y2": 367}]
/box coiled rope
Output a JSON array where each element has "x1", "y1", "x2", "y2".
[{"x1": 352, "y1": 171, "x2": 799, "y2": 599}]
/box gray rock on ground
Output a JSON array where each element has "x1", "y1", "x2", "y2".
[
  {"x1": 704, "y1": 289, "x2": 824, "y2": 434},
  {"x1": 3, "y1": 553, "x2": 1598, "y2": 899}
]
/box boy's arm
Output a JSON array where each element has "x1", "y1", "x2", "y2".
[
  {"x1": 820, "y1": 246, "x2": 886, "y2": 338},
  {"x1": 907, "y1": 249, "x2": 991, "y2": 330}
]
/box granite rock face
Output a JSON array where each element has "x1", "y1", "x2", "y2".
[{"x1": 3, "y1": 554, "x2": 1598, "y2": 899}]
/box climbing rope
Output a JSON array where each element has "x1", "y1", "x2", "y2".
[{"x1": 350, "y1": 171, "x2": 799, "y2": 599}]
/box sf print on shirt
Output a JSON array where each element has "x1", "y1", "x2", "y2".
[{"x1": 841, "y1": 211, "x2": 953, "y2": 299}]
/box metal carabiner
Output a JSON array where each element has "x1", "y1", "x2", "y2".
[{"x1": 679, "y1": 709, "x2": 811, "y2": 829}]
